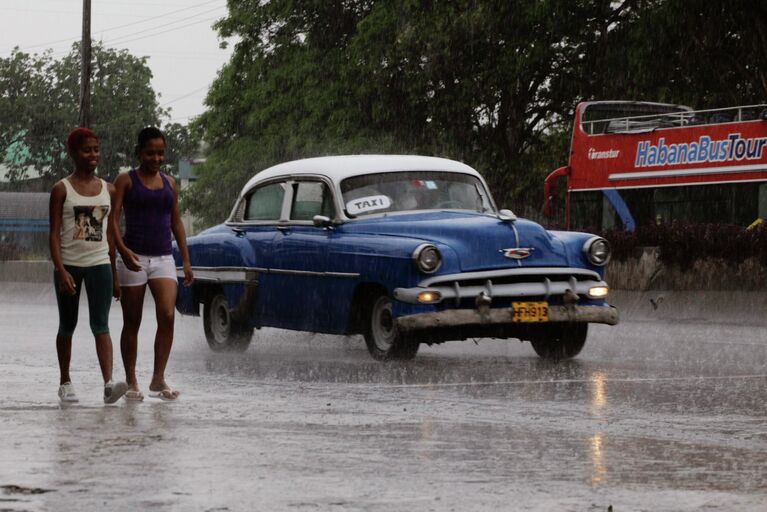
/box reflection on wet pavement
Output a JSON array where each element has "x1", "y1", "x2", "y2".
[{"x1": 0, "y1": 284, "x2": 766, "y2": 510}]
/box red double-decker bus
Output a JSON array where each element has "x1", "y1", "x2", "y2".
[{"x1": 543, "y1": 101, "x2": 767, "y2": 231}]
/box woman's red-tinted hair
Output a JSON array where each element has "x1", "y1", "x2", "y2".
[{"x1": 66, "y1": 127, "x2": 98, "y2": 153}]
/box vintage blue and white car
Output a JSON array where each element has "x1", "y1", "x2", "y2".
[{"x1": 174, "y1": 155, "x2": 619, "y2": 361}]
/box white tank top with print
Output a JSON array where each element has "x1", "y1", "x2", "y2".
[{"x1": 60, "y1": 178, "x2": 111, "y2": 267}]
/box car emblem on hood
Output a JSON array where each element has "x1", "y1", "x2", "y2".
[{"x1": 500, "y1": 248, "x2": 533, "y2": 259}]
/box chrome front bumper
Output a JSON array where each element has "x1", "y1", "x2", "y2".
[
  {"x1": 395, "y1": 304, "x2": 619, "y2": 332},
  {"x1": 394, "y1": 274, "x2": 608, "y2": 305}
]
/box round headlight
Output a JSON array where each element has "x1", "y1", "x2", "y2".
[
  {"x1": 584, "y1": 237, "x2": 611, "y2": 266},
  {"x1": 413, "y1": 244, "x2": 442, "y2": 273}
]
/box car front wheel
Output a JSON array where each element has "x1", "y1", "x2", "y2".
[
  {"x1": 530, "y1": 323, "x2": 587, "y2": 360},
  {"x1": 364, "y1": 295, "x2": 419, "y2": 361},
  {"x1": 203, "y1": 291, "x2": 254, "y2": 352}
]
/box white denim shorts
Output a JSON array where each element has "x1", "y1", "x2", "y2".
[{"x1": 117, "y1": 254, "x2": 177, "y2": 287}]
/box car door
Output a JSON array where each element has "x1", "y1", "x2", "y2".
[
  {"x1": 267, "y1": 179, "x2": 335, "y2": 331},
  {"x1": 237, "y1": 179, "x2": 288, "y2": 327}
]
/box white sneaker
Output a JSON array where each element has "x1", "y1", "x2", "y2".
[
  {"x1": 58, "y1": 382, "x2": 79, "y2": 403},
  {"x1": 104, "y1": 380, "x2": 129, "y2": 404}
]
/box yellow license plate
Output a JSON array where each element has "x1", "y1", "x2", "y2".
[{"x1": 512, "y1": 301, "x2": 549, "y2": 322}]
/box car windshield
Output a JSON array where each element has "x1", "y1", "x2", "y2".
[{"x1": 340, "y1": 171, "x2": 495, "y2": 217}]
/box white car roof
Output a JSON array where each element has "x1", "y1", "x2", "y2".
[{"x1": 241, "y1": 154, "x2": 481, "y2": 195}]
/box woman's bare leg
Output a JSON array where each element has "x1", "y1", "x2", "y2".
[
  {"x1": 147, "y1": 278, "x2": 179, "y2": 397},
  {"x1": 94, "y1": 332, "x2": 113, "y2": 383},
  {"x1": 120, "y1": 285, "x2": 146, "y2": 391}
]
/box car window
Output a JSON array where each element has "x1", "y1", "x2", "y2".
[
  {"x1": 245, "y1": 182, "x2": 287, "y2": 221},
  {"x1": 340, "y1": 171, "x2": 494, "y2": 216},
  {"x1": 290, "y1": 181, "x2": 334, "y2": 221}
]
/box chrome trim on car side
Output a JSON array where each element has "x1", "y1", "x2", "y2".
[
  {"x1": 267, "y1": 268, "x2": 360, "y2": 278},
  {"x1": 177, "y1": 266, "x2": 360, "y2": 282},
  {"x1": 176, "y1": 266, "x2": 265, "y2": 283},
  {"x1": 324, "y1": 272, "x2": 360, "y2": 278},
  {"x1": 395, "y1": 305, "x2": 619, "y2": 331}
]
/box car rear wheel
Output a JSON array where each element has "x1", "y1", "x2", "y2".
[
  {"x1": 203, "y1": 292, "x2": 253, "y2": 352},
  {"x1": 530, "y1": 323, "x2": 587, "y2": 360},
  {"x1": 364, "y1": 295, "x2": 419, "y2": 361}
]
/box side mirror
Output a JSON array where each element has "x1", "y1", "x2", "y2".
[
  {"x1": 498, "y1": 209, "x2": 517, "y2": 222},
  {"x1": 313, "y1": 215, "x2": 334, "y2": 228}
]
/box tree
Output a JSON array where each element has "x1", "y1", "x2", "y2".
[
  {"x1": 346, "y1": 0, "x2": 601, "y2": 205},
  {"x1": 190, "y1": 0, "x2": 595, "y2": 224},
  {"x1": 0, "y1": 49, "x2": 67, "y2": 184},
  {"x1": 0, "y1": 42, "x2": 196, "y2": 189},
  {"x1": 163, "y1": 122, "x2": 200, "y2": 178},
  {"x1": 189, "y1": 0, "x2": 391, "y2": 222},
  {"x1": 594, "y1": 0, "x2": 767, "y2": 107}
]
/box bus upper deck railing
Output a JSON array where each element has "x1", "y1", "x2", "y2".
[{"x1": 581, "y1": 104, "x2": 767, "y2": 135}]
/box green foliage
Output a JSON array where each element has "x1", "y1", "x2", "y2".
[
  {"x1": 0, "y1": 43, "x2": 198, "y2": 188},
  {"x1": 0, "y1": 49, "x2": 69, "y2": 183},
  {"x1": 600, "y1": 0, "x2": 767, "y2": 108},
  {"x1": 190, "y1": 0, "x2": 598, "y2": 225},
  {"x1": 163, "y1": 122, "x2": 199, "y2": 178}
]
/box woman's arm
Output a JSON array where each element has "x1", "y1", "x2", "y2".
[
  {"x1": 110, "y1": 172, "x2": 141, "y2": 271},
  {"x1": 168, "y1": 175, "x2": 193, "y2": 287},
  {"x1": 107, "y1": 182, "x2": 121, "y2": 299},
  {"x1": 49, "y1": 181, "x2": 76, "y2": 295}
]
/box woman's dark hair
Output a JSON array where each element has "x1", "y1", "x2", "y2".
[{"x1": 135, "y1": 126, "x2": 166, "y2": 154}]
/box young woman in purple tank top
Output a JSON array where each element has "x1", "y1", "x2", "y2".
[{"x1": 111, "y1": 127, "x2": 193, "y2": 401}]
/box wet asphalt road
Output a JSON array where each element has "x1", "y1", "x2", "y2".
[{"x1": 0, "y1": 283, "x2": 766, "y2": 511}]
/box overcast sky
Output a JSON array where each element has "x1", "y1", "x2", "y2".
[{"x1": 0, "y1": 0, "x2": 233, "y2": 125}]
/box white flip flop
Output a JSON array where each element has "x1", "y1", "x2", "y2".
[{"x1": 148, "y1": 388, "x2": 180, "y2": 401}]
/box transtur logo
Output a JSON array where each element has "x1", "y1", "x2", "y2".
[{"x1": 588, "y1": 148, "x2": 620, "y2": 160}]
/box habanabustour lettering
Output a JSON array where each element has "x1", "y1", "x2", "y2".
[{"x1": 634, "y1": 133, "x2": 767, "y2": 167}]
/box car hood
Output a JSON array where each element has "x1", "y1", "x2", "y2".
[{"x1": 342, "y1": 212, "x2": 569, "y2": 271}]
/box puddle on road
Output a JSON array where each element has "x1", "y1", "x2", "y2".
[{"x1": 1, "y1": 484, "x2": 54, "y2": 495}]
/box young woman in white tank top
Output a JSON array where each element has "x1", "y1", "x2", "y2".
[{"x1": 48, "y1": 127, "x2": 128, "y2": 404}]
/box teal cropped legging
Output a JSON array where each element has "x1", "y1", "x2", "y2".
[{"x1": 54, "y1": 263, "x2": 113, "y2": 337}]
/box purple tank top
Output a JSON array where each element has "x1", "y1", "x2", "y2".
[{"x1": 123, "y1": 170, "x2": 174, "y2": 255}]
